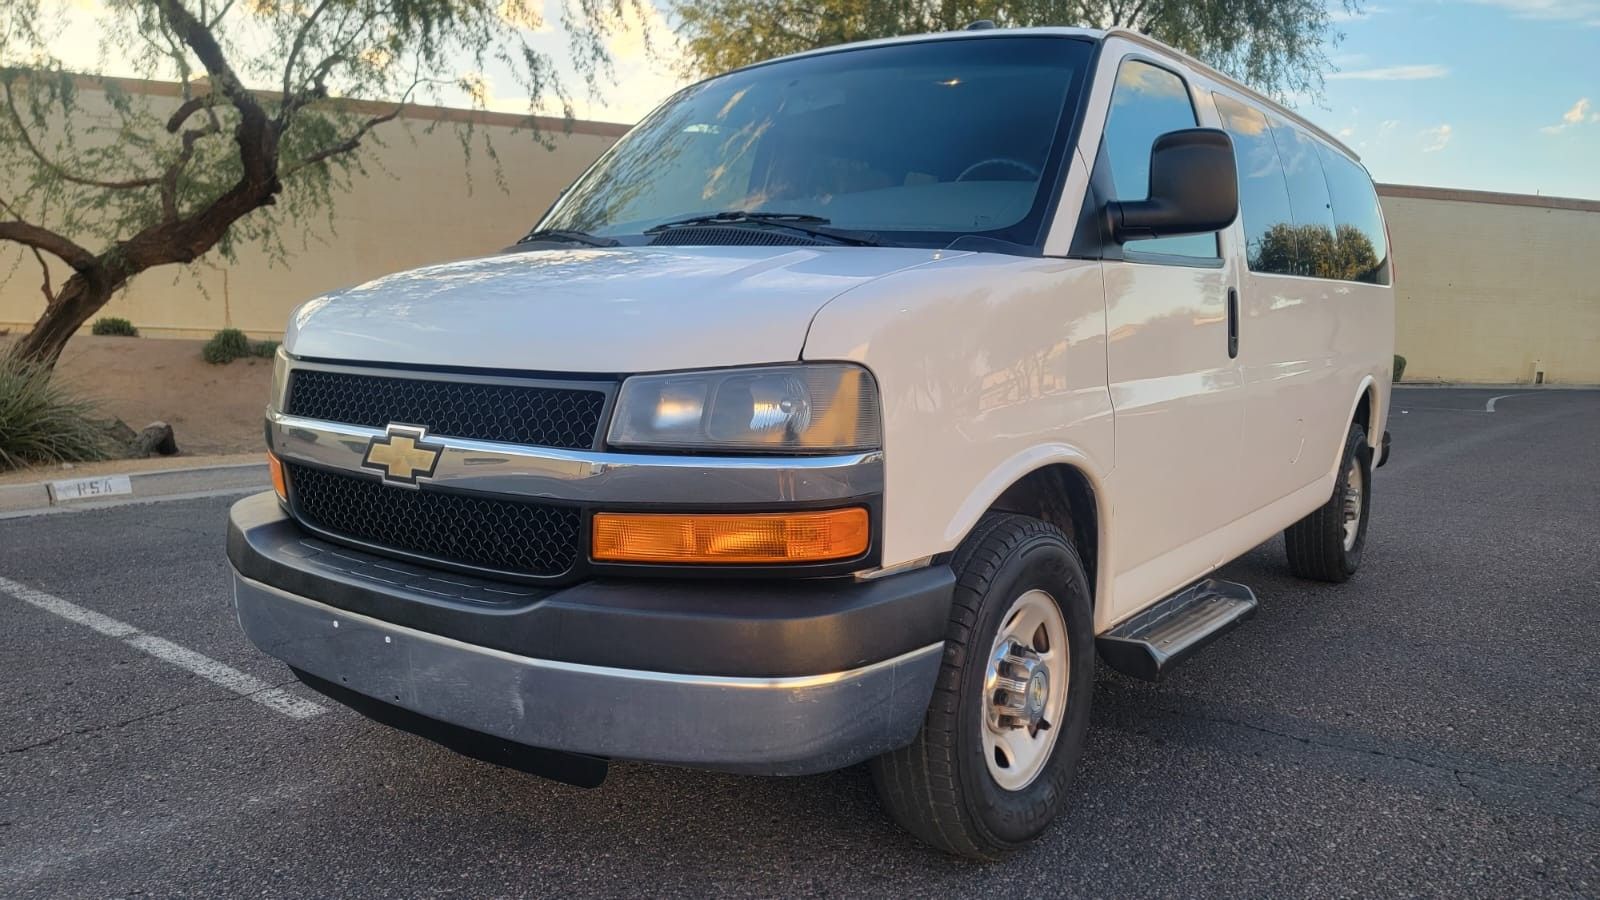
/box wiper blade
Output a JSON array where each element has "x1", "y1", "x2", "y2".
[
  {"x1": 514, "y1": 228, "x2": 620, "y2": 248},
  {"x1": 645, "y1": 211, "x2": 880, "y2": 246}
]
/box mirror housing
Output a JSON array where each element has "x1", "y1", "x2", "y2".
[{"x1": 1106, "y1": 128, "x2": 1239, "y2": 243}]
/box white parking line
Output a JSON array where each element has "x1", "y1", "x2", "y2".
[
  {"x1": 1485, "y1": 393, "x2": 1515, "y2": 413},
  {"x1": 0, "y1": 575, "x2": 324, "y2": 720}
]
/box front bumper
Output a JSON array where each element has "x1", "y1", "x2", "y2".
[{"x1": 228, "y1": 493, "x2": 951, "y2": 774}]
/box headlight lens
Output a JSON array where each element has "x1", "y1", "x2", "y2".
[{"x1": 607, "y1": 364, "x2": 881, "y2": 452}]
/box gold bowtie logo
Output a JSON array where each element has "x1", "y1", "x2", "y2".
[{"x1": 362, "y1": 424, "x2": 444, "y2": 485}]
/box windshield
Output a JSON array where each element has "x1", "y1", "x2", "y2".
[{"x1": 536, "y1": 36, "x2": 1094, "y2": 249}]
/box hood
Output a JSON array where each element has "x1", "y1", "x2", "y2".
[{"x1": 284, "y1": 245, "x2": 950, "y2": 373}]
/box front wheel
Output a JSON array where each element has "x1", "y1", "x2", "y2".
[
  {"x1": 870, "y1": 513, "x2": 1094, "y2": 859},
  {"x1": 1284, "y1": 423, "x2": 1373, "y2": 582}
]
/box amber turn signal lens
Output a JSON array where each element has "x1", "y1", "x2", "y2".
[
  {"x1": 266, "y1": 451, "x2": 287, "y2": 500},
  {"x1": 592, "y1": 509, "x2": 870, "y2": 565}
]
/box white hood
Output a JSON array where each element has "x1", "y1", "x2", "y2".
[{"x1": 284, "y1": 245, "x2": 951, "y2": 373}]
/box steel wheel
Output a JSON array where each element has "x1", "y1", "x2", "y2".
[
  {"x1": 1342, "y1": 456, "x2": 1364, "y2": 552},
  {"x1": 981, "y1": 588, "x2": 1069, "y2": 791}
]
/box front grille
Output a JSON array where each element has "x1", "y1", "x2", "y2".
[
  {"x1": 286, "y1": 463, "x2": 581, "y2": 580},
  {"x1": 286, "y1": 369, "x2": 606, "y2": 449}
]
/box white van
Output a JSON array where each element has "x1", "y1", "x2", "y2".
[{"x1": 230, "y1": 25, "x2": 1393, "y2": 857}]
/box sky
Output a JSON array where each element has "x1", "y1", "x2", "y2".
[{"x1": 34, "y1": 0, "x2": 1600, "y2": 200}]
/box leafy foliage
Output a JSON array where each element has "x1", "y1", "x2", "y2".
[
  {"x1": 0, "y1": 353, "x2": 113, "y2": 470},
  {"x1": 1253, "y1": 222, "x2": 1380, "y2": 282},
  {"x1": 671, "y1": 0, "x2": 1358, "y2": 101},
  {"x1": 201, "y1": 327, "x2": 250, "y2": 363},
  {"x1": 0, "y1": 0, "x2": 650, "y2": 366},
  {"x1": 91, "y1": 316, "x2": 139, "y2": 336},
  {"x1": 251, "y1": 338, "x2": 280, "y2": 358},
  {"x1": 1393, "y1": 354, "x2": 1406, "y2": 382}
]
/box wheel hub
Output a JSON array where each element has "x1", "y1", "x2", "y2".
[
  {"x1": 980, "y1": 589, "x2": 1071, "y2": 791},
  {"x1": 986, "y1": 642, "x2": 1051, "y2": 730},
  {"x1": 1342, "y1": 457, "x2": 1364, "y2": 551}
]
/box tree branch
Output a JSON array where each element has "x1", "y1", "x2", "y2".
[
  {"x1": 282, "y1": 105, "x2": 405, "y2": 177},
  {"x1": 1, "y1": 80, "x2": 163, "y2": 191},
  {"x1": 29, "y1": 246, "x2": 56, "y2": 305},
  {"x1": 0, "y1": 221, "x2": 98, "y2": 272},
  {"x1": 279, "y1": 0, "x2": 339, "y2": 115}
]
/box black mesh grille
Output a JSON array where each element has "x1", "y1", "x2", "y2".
[
  {"x1": 649, "y1": 227, "x2": 823, "y2": 247},
  {"x1": 286, "y1": 369, "x2": 605, "y2": 449},
  {"x1": 286, "y1": 464, "x2": 581, "y2": 579}
]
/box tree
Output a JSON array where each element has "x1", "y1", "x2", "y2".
[
  {"x1": 672, "y1": 0, "x2": 1357, "y2": 102},
  {"x1": 0, "y1": 0, "x2": 645, "y2": 367},
  {"x1": 1252, "y1": 222, "x2": 1380, "y2": 282}
]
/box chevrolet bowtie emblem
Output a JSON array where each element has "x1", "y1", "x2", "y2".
[{"x1": 362, "y1": 424, "x2": 444, "y2": 486}]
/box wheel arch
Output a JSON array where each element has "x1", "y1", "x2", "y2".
[
  {"x1": 947, "y1": 447, "x2": 1109, "y2": 610},
  {"x1": 1348, "y1": 375, "x2": 1380, "y2": 449}
]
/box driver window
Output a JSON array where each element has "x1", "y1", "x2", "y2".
[{"x1": 1102, "y1": 60, "x2": 1219, "y2": 260}]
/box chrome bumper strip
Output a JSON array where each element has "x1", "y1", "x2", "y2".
[{"x1": 267, "y1": 411, "x2": 883, "y2": 505}]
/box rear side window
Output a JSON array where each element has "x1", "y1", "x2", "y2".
[
  {"x1": 1268, "y1": 119, "x2": 1339, "y2": 278},
  {"x1": 1212, "y1": 93, "x2": 1295, "y2": 275},
  {"x1": 1317, "y1": 145, "x2": 1391, "y2": 284},
  {"x1": 1101, "y1": 60, "x2": 1219, "y2": 261}
]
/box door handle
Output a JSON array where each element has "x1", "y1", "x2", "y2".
[{"x1": 1226, "y1": 287, "x2": 1240, "y2": 359}]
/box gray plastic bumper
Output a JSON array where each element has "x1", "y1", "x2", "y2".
[{"x1": 233, "y1": 571, "x2": 943, "y2": 775}]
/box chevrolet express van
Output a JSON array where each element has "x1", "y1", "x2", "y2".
[{"x1": 229, "y1": 25, "x2": 1394, "y2": 857}]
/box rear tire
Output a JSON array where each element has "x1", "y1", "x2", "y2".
[
  {"x1": 1284, "y1": 424, "x2": 1372, "y2": 583},
  {"x1": 870, "y1": 513, "x2": 1094, "y2": 859}
]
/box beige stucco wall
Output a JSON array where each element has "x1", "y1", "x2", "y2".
[
  {"x1": 5, "y1": 79, "x2": 1598, "y2": 384},
  {"x1": 0, "y1": 79, "x2": 625, "y2": 340},
  {"x1": 1379, "y1": 186, "x2": 1600, "y2": 385}
]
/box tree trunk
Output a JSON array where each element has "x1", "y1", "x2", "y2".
[{"x1": 10, "y1": 274, "x2": 116, "y2": 369}]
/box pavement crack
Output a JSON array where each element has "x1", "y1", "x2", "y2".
[
  {"x1": 5, "y1": 676, "x2": 305, "y2": 755},
  {"x1": 1154, "y1": 704, "x2": 1600, "y2": 814}
]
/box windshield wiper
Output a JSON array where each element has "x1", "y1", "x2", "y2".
[
  {"x1": 513, "y1": 228, "x2": 620, "y2": 248},
  {"x1": 645, "y1": 211, "x2": 881, "y2": 246}
]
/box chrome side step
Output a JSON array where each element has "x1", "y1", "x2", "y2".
[{"x1": 1096, "y1": 579, "x2": 1258, "y2": 682}]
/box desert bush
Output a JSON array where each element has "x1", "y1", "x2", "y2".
[
  {"x1": 202, "y1": 328, "x2": 252, "y2": 364},
  {"x1": 91, "y1": 317, "x2": 139, "y2": 337},
  {"x1": 0, "y1": 354, "x2": 114, "y2": 470},
  {"x1": 1393, "y1": 354, "x2": 1408, "y2": 382},
  {"x1": 250, "y1": 339, "x2": 280, "y2": 358}
]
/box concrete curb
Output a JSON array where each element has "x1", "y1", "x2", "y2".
[
  {"x1": 0, "y1": 462, "x2": 268, "y2": 515},
  {"x1": 1393, "y1": 383, "x2": 1599, "y2": 390}
]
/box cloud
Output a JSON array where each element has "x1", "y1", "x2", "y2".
[
  {"x1": 1420, "y1": 124, "x2": 1454, "y2": 152},
  {"x1": 1468, "y1": 0, "x2": 1600, "y2": 26},
  {"x1": 1540, "y1": 97, "x2": 1599, "y2": 133},
  {"x1": 1329, "y1": 64, "x2": 1451, "y2": 81},
  {"x1": 1329, "y1": 4, "x2": 1386, "y2": 22}
]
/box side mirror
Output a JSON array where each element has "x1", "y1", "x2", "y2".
[{"x1": 1106, "y1": 128, "x2": 1239, "y2": 243}]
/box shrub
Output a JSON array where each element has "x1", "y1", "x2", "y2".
[
  {"x1": 0, "y1": 354, "x2": 114, "y2": 471},
  {"x1": 250, "y1": 339, "x2": 280, "y2": 358},
  {"x1": 1393, "y1": 354, "x2": 1408, "y2": 383},
  {"x1": 202, "y1": 328, "x2": 252, "y2": 364},
  {"x1": 91, "y1": 317, "x2": 139, "y2": 337}
]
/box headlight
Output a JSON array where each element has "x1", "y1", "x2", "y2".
[{"x1": 607, "y1": 364, "x2": 882, "y2": 452}]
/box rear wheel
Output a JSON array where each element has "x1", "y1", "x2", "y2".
[
  {"x1": 1284, "y1": 424, "x2": 1372, "y2": 582},
  {"x1": 870, "y1": 513, "x2": 1093, "y2": 859}
]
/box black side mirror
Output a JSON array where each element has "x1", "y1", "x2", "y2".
[{"x1": 1106, "y1": 128, "x2": 1239, "y2": 243}]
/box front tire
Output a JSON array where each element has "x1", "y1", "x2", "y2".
[
  {"x1": 870, "y1": 514, "x2": 1094, "y2": 859},
  {"x1": 1284, "y1": 423, "x2": 1373, "y2": 582}
]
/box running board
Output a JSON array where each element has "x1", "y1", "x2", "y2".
[{"x1": 1096, "y1": 579, "x2": 1258, "y2": 682}]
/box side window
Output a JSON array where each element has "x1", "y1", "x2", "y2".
[
  {"x1": 1102, "y1": 60, "x2": 1218, "y2": 260},
  {"x1": 1212, "y1": 93, "x2": 1296, "y2": 275},
  {"x1": 1317, "y1": 144, "x2": 1392, "y2": 284},
  {"x1": 1268, "y1": 118, "x2": 1338, "y2": 277}
]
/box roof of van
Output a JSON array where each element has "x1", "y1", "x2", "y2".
[{"x1": 751, "y1": 26, "x2": 1360, "y2": 162}]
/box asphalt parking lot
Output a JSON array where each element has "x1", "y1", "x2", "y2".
[{"x1": 2, "y1": 386, "x2": 1597, "y2": 898}]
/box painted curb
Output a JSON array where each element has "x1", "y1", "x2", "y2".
[{"x1": 4, "y1": 462, "x2": 267, "y2": 515}]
